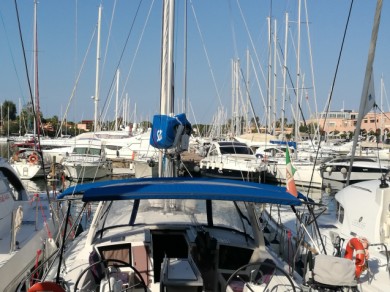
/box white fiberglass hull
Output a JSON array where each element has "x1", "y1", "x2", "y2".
[{"x1": 63, "y1": 161, "x2": 113, "y2": 181}]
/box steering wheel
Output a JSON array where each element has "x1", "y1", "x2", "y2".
[
  {"x1": 74, "y1": 258, "x2": 147, "y2": 292},
  {"x1": 225, "y1": 260, "x2": 296, "y2": 292}
]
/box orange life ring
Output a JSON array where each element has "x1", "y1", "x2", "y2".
[
  {"x1": 344, "y1": 237, "x2": 369, "y2": 278},
  {"x1": 28, "y1": 153, "x2": 39, "y2": 164},
  {"x1": 28, "y1": 281, "x2": 65, "y2": 292}
]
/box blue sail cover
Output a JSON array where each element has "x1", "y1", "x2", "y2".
[
  {"x1": 58, "y1": 177, "x2": 303, "y2": 206},
  {"x1": 270, "y1": 140, "x2": 297, "y2": 149},
  {"x1": 150, "y1": 113, "x2": 191, "y2": 149}
]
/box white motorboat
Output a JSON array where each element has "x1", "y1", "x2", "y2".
[
  {"x1": 267, "y1": 158, "x2": 323, "y2": 189},
  {"x1": 61, "y1": 139, "x2": 113, "y2": 181},
  {"x1": 130, "y1": 131, "x2": 160, "y2": 178},
  {"x1": 262, "y1": 176, "x2": 390, "y2": 292},
  {"x1": 320, "y1": 156, "x2": 389, "y2": 189},
  {"x1": 0, "y1": 157, "x2": 61, "y2": 291},
  {"x1": 256, "y1": 145, "x2": 323, "y2": 189},
  {"x1": 199, "y1": 141, "x2": 268, "y2": 182},
  {"x1": 28, "y1": 177, "x2": 307, "y2": 292}
]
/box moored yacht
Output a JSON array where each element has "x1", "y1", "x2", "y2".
[
  {"x1": 199, "y1": 141, "x2": 268, "y2": 182},
  {"x1": 61, "y1": 139, "x2": 113, "y2": 181},
  {"x1": 28, "y1": 177, "x2": 307, "y2": 292},
  {"x1": 0, "y1": 157, "x2": 61, "y2": 291},
  {"x1": 320, "y1": 156, "x2": 389, "y2": 190},
  {"x1": 10, "y1": 148, "x2": 52, "y2": 180}
]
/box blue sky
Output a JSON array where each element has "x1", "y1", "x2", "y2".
[{"x1": 0, "y1": 0, "x2": 389, "y2": 126}]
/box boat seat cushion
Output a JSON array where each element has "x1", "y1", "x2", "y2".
[{"x1": 307, "y1": 254, "x2": 357, "y2": 287}]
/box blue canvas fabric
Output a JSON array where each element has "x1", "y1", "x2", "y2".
[
  {"x1": 149, "y1": 113, "x2": 192, "y2": 149},
  {"x1": 58, "y1": 177, "x2": 303, "y2": 206}
]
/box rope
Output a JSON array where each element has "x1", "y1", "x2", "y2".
[
  {"x1": 31, "y1": 249, "x2": 42, "y2": 286},
  {"x1": 287, "y1": 229, "x2": 292, "y2": 274}
]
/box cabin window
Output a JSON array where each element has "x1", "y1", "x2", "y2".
[
  {"x1": 220, "y1": 146, "x2": 253, "y2": 155},
  {"x1": 89, "y1": 148, "x2": 101, "y2": 156},
  {"x1": 336, "y1": 203, "x2": 345, "y2": 224},
  {"x1": 73, "y1": 147, "x2": 88, "y2": 154}
]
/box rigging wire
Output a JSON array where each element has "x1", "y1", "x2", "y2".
[
  {"x1": 0, "y1": 9, "x2": 29, "y2": 133},
  {"x1": 13, "y1": 0, "x2": 37, "y2": 133},
  {"x1": 116, "y1": 0, "x2": 156, "y2": 124},
  {"x1": 13, "y1": 0, "x2": 61, "y2": 227},
  {"x1": 319, "y1": 0, "x2": 354, "y2": 142},
  {"x1": 189, "y1": 0, "x2": 224, "y2": 109},
  {"x1": 99, "y1": 0, "x2": 144, "y2": 125},
  {"x1": 235, "y1": 0, "x2": 267, "y2": 119},
  {"x1": 55, "y1": 27, "x2": 97, "y2": 138}
]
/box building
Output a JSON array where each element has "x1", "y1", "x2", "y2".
[
  {"x1": 306, "y1": 109, "x2": 390, "y2": 137},
  {"x1": 77, "y1": 120, "x2": 94, "y2": 131}
]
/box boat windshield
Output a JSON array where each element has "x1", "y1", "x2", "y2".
[
  {"x1": 72, "y1": 147, "x2": 101, "y2": 156},
  {"x1": 98, "y1": 199, "x2": 254, "y2": 238},
  {"x1": 220, "y1": 146, "x2": 253, "y2": 155}
]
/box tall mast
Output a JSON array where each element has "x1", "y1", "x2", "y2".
[
  {"x1": 94, "y1": 4, "x2": 102, "y2": 132},
  {"x1": 246, "y1": 49, "x2": 250, "y2": 133},
  {"x1": 381, "y1": 74, "x2": 384, "y2": 141},
  {"x1": 160, "y1": 0, "x2": 175, "y2": 116},
  {"x1": 159, "y1": 0, "x2": 175, "y2": 177},
  {"x1": 272, "y1": 18, "x2": 277, "y2": 135},
  {"x1": 281, "y1": 13, "x2": 289, "y2": 139},
  {"x1": 33, "y1": 0, "x2": 40, "y2": 137},
  {"x1": 183, "y1": 0, "x2": 188, "y2": 114},
  {"x1": 267, "y1": 17, "x2": 271, "y2": 134},
  {"x1": 230, "y1": 59, "x2": 234, "y2": 135},
  {"x1": 115, "y1": 69, "x2": 120, "y2": 131},
  {"x1": 346, "y1": 0, "x2": 382, "y2": 185},
  {"x1": 295, "y1": 0, "x2": 301, "y2": 156}
]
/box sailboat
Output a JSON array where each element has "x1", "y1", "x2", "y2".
[
  {"x1": 25, "y1": 1, "x2": 318, "y2": 292},
  {"x1": 263, "y1": 1, "x2": 390, "y2": 291},
  {"x1": 10, "y1": 0, "x2": 51, "y2": 180},
  {"x1": 0, "y1": 158, "x2": 61, "y2": 291}
]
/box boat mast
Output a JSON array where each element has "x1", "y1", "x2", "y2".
[
  {"x1": 33, "y1": 0, "x2": 40, "y2": 137},
  {"x1": 94, "y1": 4, "x2": 102, "y2": 132},
  {"x1": 295, "y1": 0, "x2": 301, "y2": 158},
  {"x1": 115, "y1": 69, "x2": 120, "y2": 131},
  {"x1": 381, "y1": 74, "x2": 384, "y2": 141},
  {"x1": 281, "y1": 13, "x2": 289, "y2": 139},
  {"x1": 266, "y1": 16, "x2": 271, "y2": 134},
  {"x1": 183, "y1": 0, "x2": 188, "y2": 114},
  {"x1": 159, "y1": 0, "x2": 175, "y2": 177},
  {"x1": 346, "y1": 0, "x2": 382, "y2": 185},
  {"x1": 246, "y1": 49, "x2": 250, "y2": 133},
  {"x1": 272, "y1": 18, "x2": 277, "y2": 135}
]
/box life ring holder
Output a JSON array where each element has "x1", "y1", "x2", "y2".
[{"x1": 28, "y1": 153, "x2": 39, "y2": 164}]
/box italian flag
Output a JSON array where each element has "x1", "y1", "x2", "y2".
[{"x1": 286, "y1": 147, "x2": 298, "y2": 197}]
